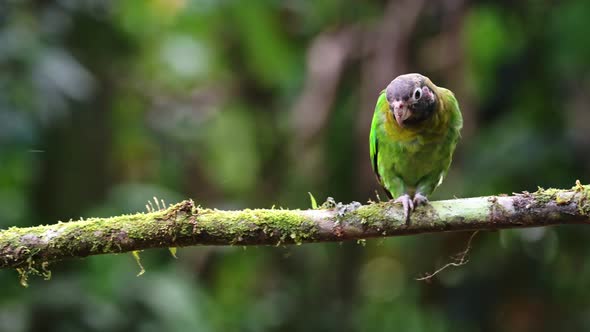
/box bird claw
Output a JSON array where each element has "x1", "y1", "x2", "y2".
[
  {"x1": 393, "y1": 193, "x2": 429, "y2": 224},
  {"x1": 413, "y1": 193, "x2": 429, "y2": 206},
  {"x1": 394, "y1": 194, "x2": 414, "y2": 223}
]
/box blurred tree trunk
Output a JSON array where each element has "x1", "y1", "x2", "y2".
[{"x1": 31, "y1": 90, "x2": 112, "y2": 225}]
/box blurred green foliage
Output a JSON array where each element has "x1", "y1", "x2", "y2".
[{"x1": 1, "y1": 0, "x2": 590, "y2": 331}]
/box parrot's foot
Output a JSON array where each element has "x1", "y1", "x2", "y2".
[
  {"x1": 413, "y1": 193, "x2": 429, "y2": 206},
  {"x1": 394, "y1": 194, "x2": 414, "y2": 223}
]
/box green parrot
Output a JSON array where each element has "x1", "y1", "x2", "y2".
[{"x1": 369, "y1": 73, "x2": 462, "y2": 220}]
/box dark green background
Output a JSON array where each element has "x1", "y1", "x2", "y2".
[{"x1": 1, "y1": 1, "x2": 590, "y2": 331}]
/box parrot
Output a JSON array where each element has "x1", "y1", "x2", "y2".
[{"x1": 369, "y1": 73, "x2": 463, "y2": 221}]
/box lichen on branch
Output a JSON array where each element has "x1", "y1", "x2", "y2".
[{"x1": 1, "y1": 182, "x2": 590, "y2": 277}]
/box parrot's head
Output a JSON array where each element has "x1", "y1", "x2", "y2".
[{"x1": 385, "y1": 73, "x2": 437, "y2": 128}]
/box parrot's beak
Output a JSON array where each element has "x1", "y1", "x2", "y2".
[{"x1": 393, "y1": 102, "x2": 411, "y2": 127}]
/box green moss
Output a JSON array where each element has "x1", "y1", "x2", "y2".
[
  {"x1": 534, "y1": 187, "x2": 561, "y2": 205},
  {"x1": 534, "y1": 181, "x2": 590, "y2": 215},
  {"x1": 13, "y1": 253, "x2": 50, "y2": 288},
  {"x1": 356, "y1": 202, "x2": 387, "y2": 225},
  {"x1": 211, "y1": 208, "x2": 318, "y2": 244},
  {"x1": 572, "y1": 180, "x2": 590, "y2": 215},
  {"x1": 131, "y1": 250, "x2": 145, "y2": 276}
]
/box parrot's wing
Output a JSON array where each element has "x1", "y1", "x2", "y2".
[
  {"x1": 370, "y1": 92, "x2": 393, "y2": 199},
  {"x1": 369, "y1": 119, "x2": 380, "y2": 183},
  {"x1": 369, "y1": 92, "x2": 386, "y2": 184},
  {"x1": 438, "y1": 87, "x2": 463, "y2": 133}
]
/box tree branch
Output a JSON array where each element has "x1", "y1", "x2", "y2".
[{"x1": 1, "y1": 184, "x2": 590, "y2": 271}]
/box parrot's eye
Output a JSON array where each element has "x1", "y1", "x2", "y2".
[{"x1": 413, "y1": 88, "x2": 422, "y2": 100}]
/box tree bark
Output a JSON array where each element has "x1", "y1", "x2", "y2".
[{"x1": 1, "y1": 184, "x2": 589, "y2": 271}]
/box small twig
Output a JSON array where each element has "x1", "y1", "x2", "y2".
[
  {"x1": 375, "y1": 190, "x2": 383, "y2": 203},
  {"x1": 416, "y1": 230, "x2": 480, "y2": 281}
]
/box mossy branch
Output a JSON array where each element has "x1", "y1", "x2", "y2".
[{"x1": 1, "y1": 183, "x2": 590, "y2": 271}]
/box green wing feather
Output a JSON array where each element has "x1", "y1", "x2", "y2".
[
  {"x1": 369, "y1": 91, "x2": 393, "y2": 198},
  {"x1": 369, "y1": 113, "x2": 378, "y2": 180},
  {"x1": 439, "y1": 87, "x2": 463, "y2": 133}
]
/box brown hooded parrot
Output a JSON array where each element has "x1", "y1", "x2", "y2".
[{"x1": 369, "y1": 73, "x2": 463, "y2": 220}]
